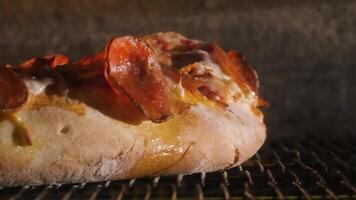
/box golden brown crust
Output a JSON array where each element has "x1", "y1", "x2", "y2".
[{"x1": 0, "y1": 93, "x2": 265, "y2": 186}]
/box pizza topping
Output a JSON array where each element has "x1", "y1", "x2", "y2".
[
  {"x1": 142, "y1": 33, "x2": 262, "y2": 109},
  {"x1": 179, "y1": 63, "x2": 235, "y2": 107},
  {"x1": 197, "y1": 85, "x2": 227, "y2": 107},
  {"x1": 105, "y1": 36, "x2": 172, "y2": 122},
  {"x1": 143, "y1": 32, "x2": 202, "y2": 66},
  {"x1": 0, "y1": 66, "x2": 29, "y2": 112},
  {"x1": 19, "y1": 54, "x2": 70, "y2": 70},
  {"x1": 23, "y1": 78, "x2": 53, "y2": 95},
  {"x1": 202, "y1": 43, "x2": 251, "y2": 94},
  {"x1": 227, "y1": 50, "x2": 259, "y2": 94},
  {"x1": 18, "y1": 56, "x2": 69, "y2": 96},
  {"x1": 171, "y1": 51, "x2": 205, "y2": 68},
  {"x1": 256, "y1": 98, "x2": 269, "y2": 107},
  {"x1": 2, "y1": 32, "x2": 262, "y2": 124},
  {"x1": 53, "y1": 36, "x2": 174, "y2": 123},
  {"x1": 45, "y1": 54, "x2": 71, "y2": 68},
  {"x1": 69, "y1": 78, "x2": 145, "y2": 124},
  {"x1": 57, "y1": 52, "x2": 104, "y2": 81}
]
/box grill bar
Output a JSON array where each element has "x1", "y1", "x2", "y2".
[
  {"x1": 8, "y1": 187, "x2": 27, "y2": 200},
  {"x1": 244, "y1": 182, "x2": 255, "y2": 199},
  {"x1": 34, "y1": 186, "x2": 51, "y2": 200},
  {"x1": 143, "y1": 185, "x2": 151, "y2": 200},
  {"x1": 88, "y1": 184, "x2": 102, "y2": 200},
  {"x1": 195, "y1": 184, "x2": 203, "y2": 200},
  {"x1": 171, "y1": 185, "x2": 177, "y2": 200},
  {"x1": 61, "y1": 185, "x2": 77, "y2": 200},
  {"x1": 115, "y1": 184, "x2": 126, "y2": 200},
  {"x1": 220, "y1": 182, "x2": 230, "y2": 200}
]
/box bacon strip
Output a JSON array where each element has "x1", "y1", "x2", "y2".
[
  {"x1": 0, "y1": 66, "x2": 28, "y2": 112},
  {"x1": 142, "y1": 33, "x2": 260, "y2": 104},
  {"x1": 227, "y1": 50, "x2": 259, "y2": 94},
  {"x1": 197, "y1": 85, "x2": 227, "y2": 107},
  {"x1": 104, "y1": 36, "x2": 172, "y2": 122},
  {"x1": 227, "y1": 50, "x2": 269, "y2": 107},
  {"x1": 202, "y1": 43, "x2": 251, "y2": 94},
  {"x1": 180, "y1": 65, "x2": 227, "y2": 107}
]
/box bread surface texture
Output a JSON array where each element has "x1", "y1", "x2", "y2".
[{"x1": 0, "y1": 92, "x2": 265, "y2": 186}]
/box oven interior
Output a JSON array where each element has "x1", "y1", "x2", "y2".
[{"x1": 0, "y1": 0, "x2": 355, "y2": 199}]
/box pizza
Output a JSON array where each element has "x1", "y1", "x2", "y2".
[{"x1": 0, "y1": 32, "x2": 266, "y2": 186}]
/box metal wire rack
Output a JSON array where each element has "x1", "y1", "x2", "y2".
[{"x1": 1, "y1": 134, "x2": 355, "y2": 199}]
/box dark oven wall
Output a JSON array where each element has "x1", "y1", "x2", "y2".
[{"x1": 0, "y1": 0, "x2": 355, "y2": 138}]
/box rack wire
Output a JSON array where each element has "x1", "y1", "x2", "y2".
[{"x1": 1, "y1": 134, "x2": 355, "y2": 199}]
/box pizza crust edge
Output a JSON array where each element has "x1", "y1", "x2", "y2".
[{"x1": 0, "y1": 93, "x2": 265, "y2": 186}]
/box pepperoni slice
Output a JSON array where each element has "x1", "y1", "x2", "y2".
[
  {"x1": 45, "y1": 54, "x2": 70, "y2": 68},
  {"x1": 105, "y1": 36, "x2": 172, "y2": 122},
  {"x1": 58, "y1": 52, "x2": 104, "y2": 80},
  {"x1": 0, "y1": 66, "x2": 28, "y2": 112},
  {"x1": 19, "y1": 54, "x2": 70, "y2": 70},
  {"x1": 69, "y1": 77, "x2": 146, "y2": 124}
]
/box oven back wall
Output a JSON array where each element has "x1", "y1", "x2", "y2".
[{"x1": 1, "y1": 0, "x2": 355, "y2": 137}]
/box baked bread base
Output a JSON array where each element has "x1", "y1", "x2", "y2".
[{"x1": 0, "y1": 94, "x2": 265, "y2": 186}]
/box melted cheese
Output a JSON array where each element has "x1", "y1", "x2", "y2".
[
  {"x1": 23, "y1": 78, "x2": 53, "y2": 95},
  {"x1": 196, "y1": 51, "x2": 232, "y2": 81},
  {"x1": 184, "y1": 55, "x2": 257, "y2": 109}
]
